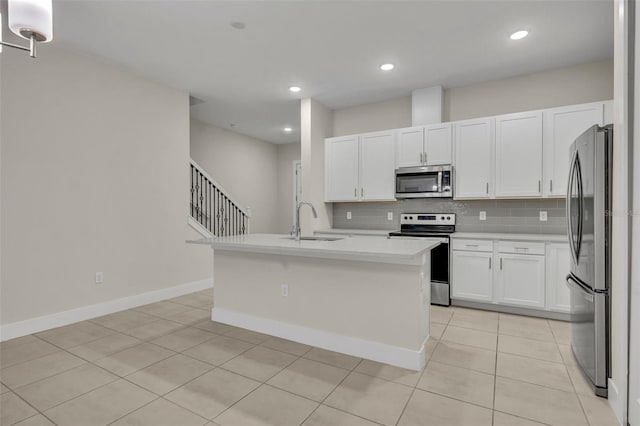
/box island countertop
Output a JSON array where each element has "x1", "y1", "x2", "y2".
[{"x1": 208, "y1": 233, "x2": 440, "y2": 265}]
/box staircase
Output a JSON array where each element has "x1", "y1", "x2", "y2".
[{"x1": 189, "y1": 160, "x2": 250, "y2": 237}]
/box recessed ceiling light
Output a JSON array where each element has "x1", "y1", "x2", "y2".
[
  {"x1": 230, "y1": 22, "x2": 246, "y2": 30},
  {"x1": 380, "y1": 63, "x2": 395, "y2": 71},
  {"x1": 283, "y1": 127, "x2": 293, "y2": 132},
  {"x1": 510, "y1": 30, "x2": 529, "y2": 40},
  {"x1": 289, "y1": 86, "x2": 301, "y2": 93}
]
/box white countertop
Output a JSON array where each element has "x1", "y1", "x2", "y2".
[
  {"x1": 450, "y1": 232, "x2": 567, "y2": 242},
  {"x1": 207, "y1": 233, "x2": 440, "y2": 265},
  {"x1": 314, "y1": 228, "x2": 393, "y2": 236}
]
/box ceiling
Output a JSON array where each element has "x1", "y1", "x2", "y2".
[{"x1": 53, "y1": 0, "x2": 613, "y2": 144}]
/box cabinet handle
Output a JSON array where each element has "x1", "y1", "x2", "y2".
[
  {"x1": 354, "y1": 188, "x2": 357, "y2": 197},
  {"x1": 515, "y1": 247, "x2": 529, "y2": 251},
  {"x1": 466, "y1": 244, "x2": 479, "y2": 248},
  {"x1": 538, "y1": 180, "x2": 541, "y2": 192},
  {"x1": 420, "y1": 152, "x2": 423, "y2": 163},
  {"x1": 486, "y1": 182, "x2": 489, "y2": 194},
  {"x1": 550, "y1": 180, "x2": 553, "y2": 192},
  {"x1": 500, "y1": 258, "x2": 503, "y2": 270},
  {"x1": 489, "y1": 257, "x2": 492, "y2": 269},
  {"x1": 361, "y1": 188, "x2": 364, "y2": 197}
]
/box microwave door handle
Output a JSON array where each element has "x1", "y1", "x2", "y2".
[{"x1": 438, "y1": 171, "x2": 442, "y2": 193}]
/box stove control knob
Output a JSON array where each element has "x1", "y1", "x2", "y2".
[
  {"x1": 447, "y1": 216, "x2": 451, "y2": 220},
  {"x1": 441, "y1": 216, "x2": 445, "y2": 220}
]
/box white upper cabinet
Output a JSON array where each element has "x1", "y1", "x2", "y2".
[
  {"x1": 424, "y1": 123, "x2": 452, "y2": 166},
  {"x1": 396, "y1": 123, "x2": 452, "y2": 168},
  {"x1": 396, "y1": 126, "x2": 424, "y2": 168},
  {"x1": 360, "y1": 131, "x2": 396, "y2": 201},
  {"x1": 454, "y1": 118, "x2": 494, "y2": 199},
  {"x1": 325, "y1": 136, "x2": 359, "y2": 202},
  {"x1": 325, "y1": 132, "x2": 396, "y2": 202},
  {"x1": 543, "y1": 102, "x2": 604, "y2": 197},
  {"x1": 495, "y1": 111, "x2": 543, "y2": 198}
]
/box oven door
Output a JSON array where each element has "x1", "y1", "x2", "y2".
[{"x1": 395, "y1": 167, "x2": 442, "y2": 198}]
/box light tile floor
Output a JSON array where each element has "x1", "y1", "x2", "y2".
[{"x1": 0, "y1": 291, "x2": 620, "y2": 426}]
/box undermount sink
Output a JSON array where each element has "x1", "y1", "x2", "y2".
[{"x1": 282, "y1": 236, "x2": 344, "y2": 242}]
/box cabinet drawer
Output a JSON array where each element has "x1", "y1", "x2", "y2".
[
  {"x1": 451, "y1": 239, "x2": 493, "y2": 252},
  {"x1": 497, "y1": 241, "x2": 545, "y2": 255}
]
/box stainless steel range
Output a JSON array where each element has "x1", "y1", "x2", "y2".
[{"x1": 389, "y1": 213, "x2": 456, "y2": 306}]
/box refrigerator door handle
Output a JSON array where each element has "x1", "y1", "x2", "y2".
[{"x1": 566, "y1": 274, "x2": 594, "y2": 296}]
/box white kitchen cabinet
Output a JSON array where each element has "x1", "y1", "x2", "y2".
[
  {"x1": 396, "y1": 123, "x2": 452, "y2": 168},
  {"x1": 325, "y1": 132, "x2": 395, "y2": 202},
  {"x1": 325, "y1": 136, "x2": 359, "y2": 201},
  {"x1": 424, "y1": 123, "x2": 452, "y2": 166},
  {"x1": 543, "y1": 102, "x2": 605, "y2": 197},
  {"x1": 546, "y1": 243, "x2": 571, "y2": 312},
  {"x1": 451, "y1": 244, "x2": 493, "y2": 302},
  {"x1": 396, "y1": 126, "x2": 424, "y2": 168},
  {"x1": 360, "y1": 131, "x2": 396, "y2": 200},
  {"x1": 495, "y1": 111, "x2": 543, "y2": 197},
  {"x1": 454, "y1": 118, "x2": 494, "y2": 199},
  {"x1": 496, "y1": 252, "x2": 546, "y2": 309}
]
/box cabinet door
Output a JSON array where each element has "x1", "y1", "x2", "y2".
[
  {"x1": 324, "y1": 136, "x2": 359, "y2": 202},
  {"x1": 451, "y1": 250, "x2": 493, "y2": 302},
  {"x1": 495, "y1": 111, "x2": 543, "y2": 197},
  {"x1": 396, "y1": 127, "x2": 424, "y2": 168},
  {"x1": 543, "y1": 102, "x2": 604, "y2": 197},
  {"x1": 360, "y1": 131, "x2": 396, "y2": 201},
  {"x1": 496, "y1": 254, "x2": 546, "y2": 308},
  {"x1": 454, "y1": 119, "x2": 494, "y2": 199},
  {"x1": 546, "y1": 243, "x2": 571, "y2": 312},
  {"x1": 425, "y1": 123, "x2": 452, "y2": 166}
]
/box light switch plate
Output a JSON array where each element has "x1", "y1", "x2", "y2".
[
  {"x1": 540, "y1": 211, "x2": 548, "y2": 221},
  {"x1": 387, "y1": 212, "x2": 393, "y2": 221},
  {"x1": 347, "y1": 211, "x2": 352, "y2": 220},
  {"x1": 479, "y1": 211, "x2": 487, "y2": 221},
  {"x1": 95, "y1": 272, "x2": 104, "y2": 284}
]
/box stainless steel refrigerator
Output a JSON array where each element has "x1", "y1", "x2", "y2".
[{"x1": 566, "y1": 124, "x2": 612, "y2": 397}]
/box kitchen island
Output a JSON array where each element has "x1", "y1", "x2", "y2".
[{"x1": 208, "y1": 234, "x2": 440, "y2": 370}]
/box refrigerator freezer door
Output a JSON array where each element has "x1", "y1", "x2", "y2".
[{"x1": 567, "y1": 274, "x2": 608, "y2": 396}]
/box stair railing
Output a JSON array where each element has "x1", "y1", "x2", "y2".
[{"x1": 190, "y1": 160, "x2": 250, "y2": 236}]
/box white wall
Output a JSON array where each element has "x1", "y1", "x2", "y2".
[
  {"x1": 444, "y1": 60, "x2": 613, "y2": 121},
  {"x1": 276, "y1": 143, "x2": 301, "y2": 234},
  {"x1": 190, "y1": 120, "x2": 280, "y2": 233},
  {"x1": 0, "y1": 45, "x2": 212, "y2": 326},
  {"x1": 301, "y1": 98, "x2": 333, "y2": 234},
  {"x1": 331, "y1": 60, "x2": 613, "y2": 137},
  {"x1": 333, "y1": 96, "x2": 412, "y2": 137},
  {"x1": 609, "y1": 1, "x2": 632, "y2": 423}
]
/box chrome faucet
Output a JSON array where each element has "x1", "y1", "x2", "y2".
[{"x1": 294, "y1": 201, "x2": 318, "y2": 241}]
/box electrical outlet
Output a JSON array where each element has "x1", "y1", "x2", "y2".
[
  {"x1": 281, "y1": 284, "x2": 288, "y2": 297},
  {"x1": 346, "y1": 211, "x2": 352, "y2": 220},
  {"x1": 540, "y1": 211, "x2": 548, "y2": 221},
  {"x1": 387, "y1": 212, "x2": 393, "y2": 221},
  {"x1": 479, "y1": 211, "x2": 487, "y2": 221},
  {"x1": 95, "y1": 272, "x2": 104, "y2": 284}
]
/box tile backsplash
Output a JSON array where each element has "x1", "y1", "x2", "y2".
[{"x1": 332, "y1": 198, "x2": 567, "y2": 235}]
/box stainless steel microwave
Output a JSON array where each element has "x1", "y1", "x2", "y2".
[{"x1": 395, "y1": 165, "x2": 453, "y2": 198}]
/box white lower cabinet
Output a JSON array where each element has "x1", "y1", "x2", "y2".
[
  {"x1": 495, "y1": 253, "x2": 546, "y2": 309},
  {"x1": 451, "y1": 238, "x2": 568, "y2": 316},
  {"x1": 546, "y1": 243, "x2": 571, "y2": 312},
  {"x1": 451, "y1": 246, "x2": 493, "y2": 302}
]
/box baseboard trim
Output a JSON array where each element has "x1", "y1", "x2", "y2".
[
  {"x1": 212, "y1": 307, "x2": 427, "y2": 371},
  {"x1": 0, "y1": 278, "x2": 213, "y2": 342},
  {"x1": 452, "y1": 299, "x2": 571, "y2": 321}
]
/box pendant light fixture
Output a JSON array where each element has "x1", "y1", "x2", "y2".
[{"x1": 0, "y1": 0, "x2": 53, "y2": 58}]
